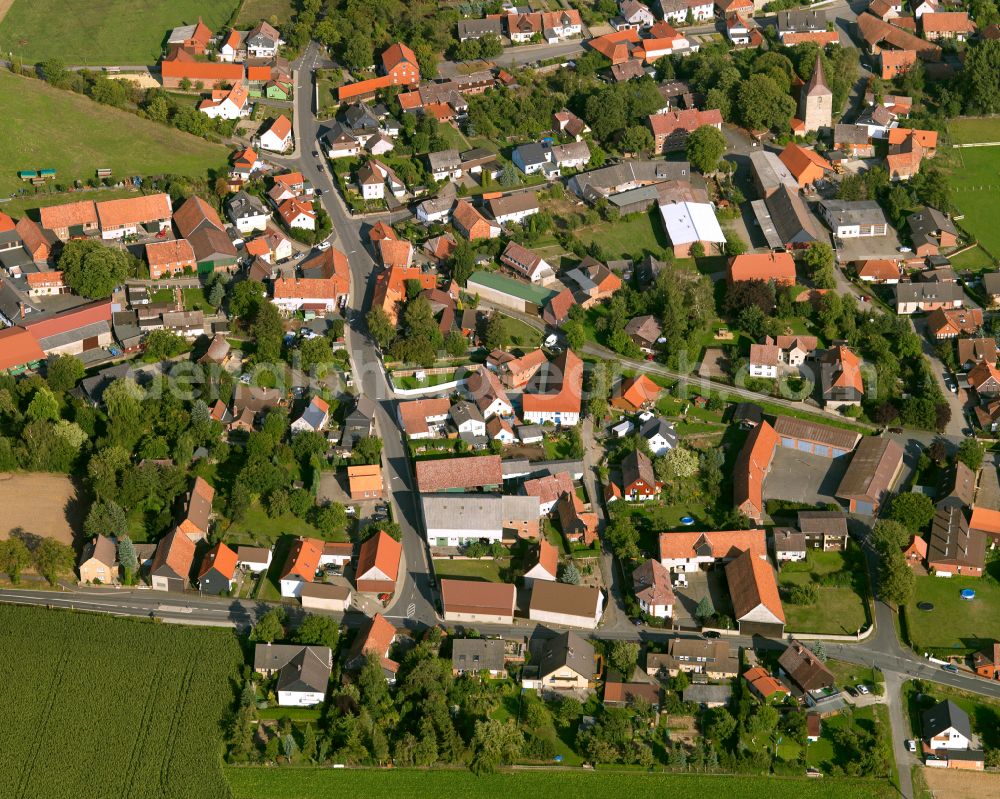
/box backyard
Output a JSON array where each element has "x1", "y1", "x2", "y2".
[
  {"x1": 778, "y1": 547, "x2": 870, "y2": 636},
  {"x1": 499, "y1": 314, "x2": 541, "y2": 348},
  {"x1": 0, "y1": 71, "x2": 228, "y2": 197},
  {"x1": 576, "y1": 206, "x2": 670, "y2": 261},
  {"x1": 235, "y1": 0, "x2": 297, "y2": 25},
  {"x1": 901, "y1": 680, "x2": 1000, "y2": 751},
  {"x1": 431, "y1": 557, "x2": 510, "y2": 582},
  {"x1": 902, "y1": 570, "x2": 1000, "y2": 653},
  {"x1": 0, "y1": 0, "x2": 238, "y2": 64}
]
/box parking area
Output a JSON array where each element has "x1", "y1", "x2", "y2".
[
  {"x1": 834, "y1": 231, "x2": 904, "y2": 263},
  {"x1": 763, "y1": 446, "x2": 851, "y2": 508},
  {"x1": 670, "y1": 568, "x2": 733, "y2": 629}
]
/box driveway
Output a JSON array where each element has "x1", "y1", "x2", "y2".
[{"x1": 911, "y1": 317, "x2": 970, "y2": 437}]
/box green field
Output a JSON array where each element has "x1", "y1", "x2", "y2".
[
  {"x1": 778, "y1": 548, "x2": 870, "y2": 636},
  {"x1": 432, "y1": 557, "x2": 510, "y2": 582},
  {"x1": 948, "y1": 144, "x2": 1000, "y2": 257},
  {"x1": 950, "y1": 245, "x2": 997, "y2": 273},
  {"x1": 0, "y1": 71, "x2": 228, "y2": 197},
  {"x1": 0, "y1": 0, "x2": 237, "y2": 65},
  {"x1": 577, "y1": 206, "x2": 670, "y2": 261},
  {"x1": 902, "y1": 572, "x2": 1000, "y2": 653},
  {"x1": 0, "y1": 605, "x2": 241, "y2": 799},
  {"x1": 948, "y1": 117, "x2": 1000, "y2": 145},
  {"x1": 225, "y1": 766, "x2": 896, "y2": 799},
  {"x1": 235, "y1": 0, "x2": 297, "y2": 25}
]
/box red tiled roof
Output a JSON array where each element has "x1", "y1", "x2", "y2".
[
  {"x1": 151, "y1": 528, "x2": 196, "y2": 581},
  {"x1": 726, "y1": 548, "x2": 785, "y2": 624},
  {"x1": 415, "y1": 454, "x2": 502, "y2": 492},
  {"x1": 382, "y1": 42, "x2": 417, "y2": 71},
  {"x1": 198, "y1": 541, "x2": 238, "y2": 581},
  {"x1": 146, "y1": 238, "x2": 195, "y2": 269},
  {"x1": 96, "y1": 193, "x2": 171, "y2": 229},
  {"x1": 0, "y1": 327, "x2": 45, "y2": 371},
  {"x1": 265, "y1": 115, "x2": 292, "y2": 140},
  {"x1": 922, "y1": 10, "x2": 975, "y2": 33},
  {"x1": 615, "y1": 374, "x2": 662, "y2": 410},
  {"x1": 728, "y1": 252, "x2": 796, "y2": 283},
  {"x1": 24, "y1": 300, "x2": 111, "y2": 339},
  {"x1": 399, "y1": 397, "x2": 451, "y2": 436},
  {"x1": 356, "y1": 530, "x2": 401, "y2": 582},
  {"x1": 779, "y1": 143, "x2": 832, "y2": 181},
  {"x1": 39, "y1": 200, "x2": 97, "y2": 231},
  {"x1": 857, "y1": 259, "x2": 900, "y2": 280},
  {"x1": 521, "y1": 349, "x2": 584, "y2": 415},
  {"x1": 173, "y1": 195, "x2": 225, "y2": 238},
  {"x1": 280, "y1": 537, "x2": 324, "y2": 582},
  {"x1": 161, "y1": 54, "x2": 244, "y2": 82},
  {"x1": 378, "y1": 237, "x2": 413, "y2": 269},
  {"x1": 648, "y1": 108, "x2": 723, "y2": 137},
  {"x1": 0, "y1": 212, "x2": 14, "y2": 232},
  {"x1": 659, "y1": 528, "x2": 767, "y2": 562},
  {"x1": 970, "y1": 506, "x2": 1000, "y2": 535},
  {"x1": 782, "y1": 30, "x2": 840, "y2": 45}
]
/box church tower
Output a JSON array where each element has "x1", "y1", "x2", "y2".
[{"x1": 800, "y1": 52, "x2": 832, "y2": 133}]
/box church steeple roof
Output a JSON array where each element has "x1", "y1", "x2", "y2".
[{"x1": 804, "y1": 52, "x2": 830, "y2": 96}]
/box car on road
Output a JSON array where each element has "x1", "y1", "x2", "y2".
[
  {"x1": 703, "y1": 631, "x2": 720, "y2": 639},
  {"x1": 942, "y1": 663, "x2": 959, "y2": 672},
  {"x1": 312, "y1": 150, "x2": 319, "y2": 156},
  {"x1": 856, "y1": 684, "x2": 869, "y2": 695},
  {"x1": 906, "y1": 739, "x2": 917, "y2": 752}
]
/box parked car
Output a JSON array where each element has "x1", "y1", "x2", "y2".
[
  {"x1": 906, "y1": 739, "x2": 917, "y2": 752},
  {"x1": 703, "y1": 631, "x2": 720, "y2": 639},
  {"x1": 856, "y1": 684, "x2": 869, "y2": 695},
  {"x1": 317, "y1": 241, "x2": 331, "y2": 251},
  {"x1": 845, "y1": 685, "x2": 859, "y2": 697}
]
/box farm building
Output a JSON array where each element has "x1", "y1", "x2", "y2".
[
  {"x1": 835, "y1": 436, "x2": 904, "y2": 514},
  {"x1": 440, "y1": 579, "x2": 517, "y2": 624},
  {"x1": 772, "y1": 415, "x2": 861, "y2": 457}
]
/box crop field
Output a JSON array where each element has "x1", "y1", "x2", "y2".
[
  {"x1": 0, "y1": 71, "x2": 228, "y2": 198},
  {"x1": 923, "y1": 766, "x2": 1000, "y2": 799},
  {"x1": 0, "y1": 0, "x2": 237, "y2": 65},
  {"x1": 0, "y1": 472, "x2": 81, "y2": 544},
  {"x1": 0, "y1": 605, "x2": 242, "y2": 799},
  {"x1": 225, "y1": 766, "x2": 896, "y2": 798}
]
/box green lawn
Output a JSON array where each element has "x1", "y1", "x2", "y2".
[
  {"x1": 0, "y1": 0, "x2": 238, "y2": 64},
  {"x1": 393, "y1": 369, "x2": 459, "y2": 390},
  {"x1": 902, "y1": 570, "x2": 1000, "y2": 653},
  {"x1": 432, "y1": 557, "x2": 509, "y2": 582},
  {"x1": 500, "y1": 314, "x2": 541, "y2": 348},
  {"x1": 576, "y1": 206, "x2": 670, "y2": 261},
  {"x1": 778, "y1": 547, "x2": 870, "y2": 636},
  {"x1": 948, "y1": 117, "x2": 1000, "y2": 145},
  {"x1": 902, "y1": 680, "x2": 1000, "y2": 749},
  {"x1": 947, "y1": 144, "x2": 1000, "y2": 256},
  {"x1": 183, "y1": 286, "x2": 217, "y2": 312},
  {"x1": 434, "y1": 121, "x2": 471, "y2": 151},
  {"x1": 0, "y1": 71, "x2": 228, "y2": 197},
  {"x1": 235, "y1": 0, "x2": 297, "y2": 25},
  {"x1": 825, "y1": 659, "x2": 877, "y2": 691},
  {"x1": 226, "y1": 503, "x2": 336, "y2": 546},
  {"x1": 951, "y1": 245, "x2": 997, "y2": 273},
  {"x1": 806, "y1": 705, "x2": 886, "y2": 773},
  {"x1": 225, "y1": 767, "x2": 897, "y2": 799}
]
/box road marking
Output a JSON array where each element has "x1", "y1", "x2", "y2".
[{"x1": 406, "y1": 603, "x2": 416, "y2": 618}]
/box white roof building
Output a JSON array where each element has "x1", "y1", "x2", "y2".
[{"x1": 658, "y1": 201, "x2": 727, "y2": 247}]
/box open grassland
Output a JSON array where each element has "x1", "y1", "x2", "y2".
[
  {"x1": 902, "y1": 571, "x2": 1000, "y2": 653},
  {"x1": 226, "y1": 766, "x2": 896, "y2": 798},
  {"x1": 0, "y1": 472, "x2": 80, "y2": 544},
  {"x1": 0, "y1": 0, "x2": 237, "y2": 64},
  {"x1": 0, "y1": 606, "x2": 242, "y2": 799},
  {"x1": 0, "y1": 71, "x2": 228, "y2": 197},
  {"x1": 947, "y1": 141, "x2": 1000, "y2": 257},
  {"x1": 948, "y1": 117, "x2": 1000, "y2": 145},
  {"x1": 236, "y1": 0, "x2": 297, "y2": 25}
]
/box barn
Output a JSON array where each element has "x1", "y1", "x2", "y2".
[
  {"x1": 300, "y1": 582, "x2": 352, "y2": 612},
  {"x1": 835, "y1": 436, "x2": 905, "y2": 515},
  {"x1": 772, "y1": 416, "x2": 861, "y2": 458},
  {"x1": 528, "y1": 582, "x2": 604, "y2": 629},
  {"x1": 441, "y1": 579, "x2": 517, "y2": 624}
]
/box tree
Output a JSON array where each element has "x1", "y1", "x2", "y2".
[
  {"x1": 620, "y1": 125, "x2": 654, "y2": 155},
  {"x1": 724, "y1": 230, "x2": 747, "y2": 256},
  {"x1": 293, "y1": 614, "x2": 340, "y2": 651},
  {"x1": 558, "y1": 562, "x2": 581, "y2": 585},
  {"x1": 251, "y1": 302, "x2": 284, "y2": 364},
  {"x1": 46, "y1": 355, "x2": 85, "y2": 392},
  {"x1": 685, "y1": 125, "x2": 727, "y2": 174},
  {"x1": 26, "y1": 387, "x2": 59, "y2": 422},
  {"x1": 608, "y1": 640, "x2": 639, "y2": 676},
  {"x1": 251, "y1": 608, "x2": 286, "y2": 643},
  {"x1": 118, "y1": 535, "x2": 138, "y2": 580},
  {"x1": 736, "y1": 74, "x2": 796, "y2": 132},
  {"x1": 870, "y1": 519, "x2": 911, "y2": 554},
  {"x1": 366, "y1": 307, "x2": 396, "y2": 349},
  {"x1": 299, "y1": 337, "x2": 334, "y2": 371},
  {"x1": 956, "y1": 438, "x2": 985, "y2": 471},
  {"x1": 351, "y1": 435, "x2": 382, "y2": 466},
  {"x1": 655, "y1": 446, "x2": 699, "y2": 482},
  {"x1": 209, "y1": 280, "x2": 226, "y2": 308},
  {"x1": 84, "y1": 499, "x2": 129, "y2": 538},
  {"x1": 39, "y1": 58, "x2": 69, "y2": 86},
  {"x1": 803, "y1": 241, "x2": 834, "y2": 275},
  {"x1": 144, "y1": 330, "x2": 189, "y2": 361},
  {"x1": 878, "y1": 547, "x2": 915, "y2": 607},
  {"x1": 607, "y1": 512, "x2": 640, "y2": 560},
  {"x1": 58, "y1": 239, "x2": 131, "y2": 298},
  {"x1": 33, "y1": 538, "x2": 75, "y2": 584},
  {"x1": 470, "y1": 719, "x2": 523, "y2": 774},
  {"x1": 563, "y1": 319, "x2": 586, "y2": 351},
  {"x1": 484, "y1": 313, "x2": 508, "y2": 351},
  {"x1": 444, "y1": 330, "x2": 467, "y2": 357},
  {"x1": 0, "y1": 538, "x2": 30, "y2": 582},
  {"x1": 230, "y1": 280, "x2": 265, "y2": 320},
  {"x1": 962, "y1": 39, "x2": 1000, "y2": 114},
  {"x1": 885, "y1": 493, "x2": 935, "y2": 533},
  {"x1": 694, "y1": 595, "x2": 716, "y2": 624}
]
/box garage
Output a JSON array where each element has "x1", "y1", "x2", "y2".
[
  {"x1": 831, "y1": 447, "x2": 849, "y2": 458},
  {"x1": 82, "y1": 336, "x2": 100, "y2": 351},
  {"x1": 781, "y1": 437, "x2": 796, "y2": 449},
  {"x1": 772, "y1": 416, "x2": 862, "y2": 461},
  {"x1": 797, "y1": 440, "x2": 812, "y2": 452},
  {"x1": 814, "y1": 445, "x2": 829, "y2": 457}
]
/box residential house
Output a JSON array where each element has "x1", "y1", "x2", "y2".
[
  {"x1": 604, "y1": 678, "x2": 661, "y2": 710},
  {"x1": 633, "y1": 558, "x2": 675, "y2": 618},
  {"x1": 624, "y1": 315, "x2": 662, "y2": 352},
  {"x1": 96, "y1": 194, "x2": 172, "y2": 240},
  {"x1": 496, "y1": 348, "x2": 548, "y2": 388},
  {"x1": 488, "y1": 192, "x2": 540, "y2": 227},
  {"x1": 522, "y1": 471, "x2": 575, "y2": 515},
  {"x1": 291, "y1": 396, "x2": 330, "y2": 434},
  {"x1": 398, "y1": 397, "x2": 452, "y2": 438},
  {"x1": 254, "y1": 643, "x2": 332, "y2": 706},
  {"x1": 512, "y1": 142, "x2": 559, "y2": 178},
  {"x1": 344, "y1": 613, "x2": 399, "y2": 682},
  {"x1": 647, "y1": 638, "x2": 739, "y2": 680},
  {"x1": 972, "y1": 643, "x2": 1000, "y2": 681},
  {"x1": 167, "y1": 18, "x2": 213, "y2": 54},
  {"x1": 887, "y1": 127, "x2": 938, "y2": 181},
  {"x1": 778, "y1": 641, "x2": 835, "y2": 692},
  {"x1": 927, "y1": 505, "x2": 985, "y2": 577},
  {"x1": 150, "y1": 529, "x2": 196, "y2": 592},
  {"x1": 177, "y1": 476, "x2": 214, "y2": 541},
  {"x1": 78, "y1": 534, "x2": 117, "y2": 584},
  {"x1": 727, "y1": 548, "x2": 785, "y2": 637},
  {"x1": 500, "y1": 241, "x2": 555, "y2": 284},
  {"x1": 556, "y1": 491, "x2": 598, "y2": 545},
  {"x1": 776, "y1": 334, "x2": 818, "y2": 366},
  {"x1": 278, "y1": 198, "x2": 316, "y2": 230},
  {"x1": 237, "y1": 545, "x2": 273, "y2": 574},
  {"x1": 819, "y1": 346, "x2": 865, "y2": 410},
  {"x1": 927, "y1": 308, "x2": 983, "y2": 340},
  {"x1": 640, "y1": 416, "x2": 678, "y2": 456},
  {"x1": 659, "y1": 528, "x2": 767, "y2": 573},
  {"x1": 338, "y1": 43, "x2": 420, "y2": 102},
  {"x1": 969, "y1": 359, "x2": 1000, "y2": 398},
  {"x1": 728, "y1": 252, "x2": 796, "y2": 284},
  {"x1": 798, "y1": 510, "x2": 849, "y2": 551},
  {"x1": 614, "y1": 0, "x2": 657, "y2": 29},
  {"x1": 279, "y1": 537, "x2": 324, "y2": 597},
  {"x1": 895, "y1": 281, "x2": 964, "y2": 314},
  {"x1": 226, "y1": 191, "x2": 269, "y2": 234},
  {"x1": 923, "y1": 700, "x2": 974, "y2": 750},
  {"x1": 834, "y1": 124, "x2": 876, "y2": 158},
  {"x1": 271, "y1": 247, "x2": 350, "y2": 315},
  {"x1": 907, "y1": 207, "x2": 958, "y2": 257},
  {"x1": 549, "y1": 140, "x2": 591, "y2": 171},
  {"x1": 197, "y1": 542, "x2": 239, "y2": 595},
  {"x1": 245, "y1": 21, "x2": 282, "y2": 58},
  {"x1": 523, "y1": 538, "x2": 559, "y2": 589},
  {"x1": 146, "y1": 239, "x2": 196, "y2": 279},
  {"x1": 902, "y1": 534, "x2": 928, "y2": 568},
  {"x1": 347, "y1": 464, "x2": 383, "y2": 501},
  {"x1": 172, "y1": 195, "x2": 238, "y2": 274},
  {"x1": 620, "y1": 449, "x2": 662, "y2": 501},
  {"x1": 744, "y1": 666, "x2": 791, "y2": 701},
  {"x1": 259, "y1": 115, "x2": 293, "y2": 152},
  {"x1": 779, "y1": 143, "x2": 832, "y2": 188},
  {"x1": 218, "y1": 30, "x2": 246, "y2": 62},
  {"x1": 522, "y1": 630, "x2": 595, "y2": 693},
  {"x1": 612, "y1": 374, "x2": 663, "y2": 412},
  {"x1": 199, "y1": 81, "x2": 250, "y2": 119},
  {"x1": 647, "y1": 108, "x2": 723, "y2": 153},
  {"x1": 922, "y1": 11, "x2": 976, "y2": 40},
  {"x1": 355, "y1": 530, "x2": 402, "y2": 594},
  {"x1": 857, "y1": 259, "x2": 902, "y2": 283},
  {"x1": 529, "y1": 581, "x2": 604, "y2": 629},
  {"x1": 658, "y1": 0, "x2": 714, "y2": 24},
  {"x1": 457, "y1": 18, "x2": 504, "y2": 41},
  {"x1": 553, "y1": 109, "x2": 590, "y2": 139},
  {"x1": 957, "y1": 338, "x2": 998, "y2": 370},
  {"x1": 521, "y1": 349, "x2": 584, "y2": 427},
  {"x1": 300, "y1": 583, "x2": 352, "y2": 612},
  {"x1": 452, "y1": 200, "x2": 500, "y2": 240},
  {"x1": 749, "y1": 338, "x2": 781, "y2": 378},
  {"x1": 452, "y1": 638, "x2": 506, "y2": 677},
  {"x1": 441, "y1": 579, "x2": 517, "y2": 624},
  {"x1": 427, "y1": 149, "x2": 462, "y2": 181},
  {"x1": 773, "y1": 528, "x2": 807, "y2": 562}
]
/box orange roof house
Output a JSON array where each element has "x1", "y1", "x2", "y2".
[
  {"x1": 197, "y1": 541, "x2": 239, "y2": 593},
  {"x1": 969, "y1": 506, "x2": 1000, "y2": 541},
  {"x1": 280, "y1": 537, "x2": 324, "y2": 593},
  {"x1": 880, "y1": 49, "x2": 918, "y2": 79},
  {"x1": 820, "y1": 346, "x2": 864, "y2": 407},
  {"x1": 612, "y1": 374, "x2": 663, "y2": 411},
  {"x1": 588, "y1": 29, "x2": 641, "y2": 64},
  {"x1": 339, "y1": 42, "x2": 420, "y2": 101},
  {"x1": 659, "y1": 528, "x2": 767, "y2": 568},
  {"x1": 733, "y1": 420, "x2": 778, "y2": 523},
  {"x1": 347, "y1": 464, "x2": 383, "y2": 501},
  {"x1": 744, "y1": 666, "x2": 790, "y2": 700},
  {"x1": 452, "y1": 200, "x2": 499, "y2": 241},
  {"x1": 160, "y1": 47, "x2": 244, "y2": 88},
  {"x1": 369, "y1": 220, "x2": 396, "y2": 243},
  {"x1": 778, "y1": 143, "x2": 832, "y2": 188},
  {"x1": 96, "y1": 193, "x2": 172, "y2": 236},
  {"x1": 0, "y1": 327, "x2": 46, "y2": 373},
  {"x1": 726, "y1": 547, "x2": 785, "y2": 635},
  {"x1": 346, "y1": 613, "x2": 399, "y2": 675},
  {"x1": 902, "y1": 534, "x2": 928, "y2": 566},
  {"x1": 521, "y1": 349, "x2": 584, "y2": 424},
  {"x1": 728, "y1": 252, "x2": 796, "y2": 284},
  {"x1": 921, "y1": 11, "x2": 976, "y2": 40},
  {"x1": 146, "y1": 238, "x2": 196, "y2": 279},
  {"x1": 372, "y1": 264, "x2": 437, "y2": 324},
  {"x1": 177, "y1": 476, "x2": 215, "y2": 540},
  {"x1": 0, "y1": 212, "x2": 14, "y2": 232},
  {"x1": 887, "y1": 127, "x2": 938, "y2": 151},
  {"x1": 355, "y1": 530, "x2": 402, "y2": 594},
  {"x1": 857, "y1": 259, "x2": 901, "y2": 282},
  {"x1": 378, "y1": 237, "x2": 414, "y2": 269},
  {"x1": 16, "y1": 217, "x2": 50, "y2": 261},
  {"x1": 782, "y1": 30, "x2": 840, "y2": 45},
  {"x1": 39, "y1": 200, "x2": 99, "y2": 239},
  {"x1": 886, "y1": 128, "x2": 937, "y2": 181}
]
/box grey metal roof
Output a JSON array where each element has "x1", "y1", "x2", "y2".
[
  {"x1": 36, "y1": 319, "x2": 109, "y2": 351},
  {"x1": 766, "y1": 186, "x2": 823, "y2": 246},
  {"x1": 640, "y1": 416, "x2": 678, "y2": 446},
  {"x1": 296, "y1": 398, "x2": 328, "y2": 431},
  {"x1": 275, "y1": 646, "x2": 333, "y2": 694},
  {"x1": 821, "y1": 199, "x2": 887, "y2": 228},
  {"x1": 421, "y1": 493, "x2": 502, "y2": 531},
  {"x1": 514, "y1": 142, "x2": 549, "y2": 168},
  {"x1": 895, "y1": 281, "x2": 965, "y2": 303},
  {"x1": 226, "y1": 190, "x2": 267, "y2": 220},
  {"x1": 450, "y1": 400, "x2": 484, "y2": 426},
  {"x1": 751, "y1": 199, "x2": 784, "y2": 250},
  {"x1": 428, "y1": 149, "x2": 462, "y2": 172},
  {"x1": 682, "y1": 684, "x2": 732, "y2": 704}
]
